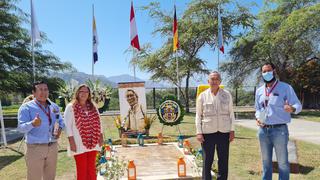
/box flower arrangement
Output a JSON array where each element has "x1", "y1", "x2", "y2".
[
  {"x1": 113, "y1": 115, "x2": 122, "y2": 129},
  {"x1": 96, "y1": 144, "x2": 127, "y2": 179},
  {"x1": 144, "y1": 114, "x2": 156, "y2": 130}
]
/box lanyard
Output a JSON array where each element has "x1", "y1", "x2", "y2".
[
  {"x1": 264, "y1": 80, "x2": 278, "y2": 107},
  {"x1": 35, "y1": 100, "x2": 52, "y2": 125}
]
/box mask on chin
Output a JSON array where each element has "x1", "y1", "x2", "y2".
[{"x1": 262, "y1": 71, "x2": 275, "y2": 83}]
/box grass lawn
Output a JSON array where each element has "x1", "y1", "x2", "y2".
[
  {"x1": 2, "y1": 105, "x2": 20, "y2": 115},
  {"x1": 0, "y1": 114, "x2": 319, "y2": 180},
  {"x1": 294, "y1": 110, "x2": 320, "y2": 123}
]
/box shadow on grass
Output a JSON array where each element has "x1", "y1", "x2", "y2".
[
  {"x1": 248, "y1": 170, "x2": 261, "y2": 176},
  {"x1": 58, "y1": 149, "x2": 67, "y2": 153},
  {"x1": 0, "y1": 147, "x2": 24, "y2": 171},
  {"x1": 299, "y1": 164, "x2": 315, "y2": 175},
  {"x1": 235, "y1": 136, "x2": 256, "y2": 140}
]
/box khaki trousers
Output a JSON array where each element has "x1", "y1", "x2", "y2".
[{"x1": 25, "y1": 142, "x2": 58, "y2": 180}]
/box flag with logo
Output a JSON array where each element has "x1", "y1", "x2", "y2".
[
  {"x1": 93, "y1": 11, "x2": 99, "y2": 63},
  {"x1": 218, "y1": 5, "x2": 224, "y2": 54}
]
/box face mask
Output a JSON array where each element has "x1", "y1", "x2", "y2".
[{"x1": 262, "y1": 71, "x2": 274, "y2": 82}]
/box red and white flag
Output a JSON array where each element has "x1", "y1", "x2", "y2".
[
  {"x1": 218, "y1": 5, "x2": 224, "y2": 54},
  {"x1": 130, "y1": 1, "x2": 140, "y2": 51}
]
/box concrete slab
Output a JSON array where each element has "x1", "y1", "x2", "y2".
[{"x1": 97, "y1": 143, "x2": 201, "y2": 180}]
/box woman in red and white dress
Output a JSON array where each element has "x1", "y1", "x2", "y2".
[{"x1": 64, "y1": 84, "x2": 103, "y2": 180}]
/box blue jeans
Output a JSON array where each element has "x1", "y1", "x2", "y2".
[{"x1": 258, "y1": 125, "x2": 290, "y2": 180}]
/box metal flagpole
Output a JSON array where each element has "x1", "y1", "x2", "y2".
[
  {"x1": 176, "y1": 52, "x2": 180, "y2": 100},
  {"x1": 92, "y1": 4, "x2": 95, "y2": 80},
  {"x1": 0, "y1": 100, "x2": 7, "y2": 147},
  {"x1": 218, "y1": 48, "x2": 220, "y2": 71},
  {"x1": 32, "y1": 39, "x2": 36, "y2": 83},
  {"x1": 133, "y1": 47, "x2": 136, "y2": 81}
]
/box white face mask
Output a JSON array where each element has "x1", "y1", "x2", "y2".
[{"x1": 262, "y1": 71, "x2": 274, "y2": 82}]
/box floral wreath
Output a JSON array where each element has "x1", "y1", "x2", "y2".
[{"x1": 157, "y1": 95, "x2": 184, "y2": 126}]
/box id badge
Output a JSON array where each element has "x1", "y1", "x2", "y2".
[{"x1": 259, "y1": 109, "x2": 267, "y2": 124}]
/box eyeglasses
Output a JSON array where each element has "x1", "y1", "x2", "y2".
[
  {"x1": 79, "y1": 90, "x2": 89, "y2": 94},
  {"x1": 209, "y1": 78, "x2": 221, "y2": 82}
]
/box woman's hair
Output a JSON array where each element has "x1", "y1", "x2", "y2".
[
  {"x1": 22, "y1": 95, "x2": 34, "y2": 104},
  {"x1": 71, "y1": 84, "x2": 95, "y2": 110}
]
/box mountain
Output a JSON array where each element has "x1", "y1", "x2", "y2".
[
  {"x1": 50, "y1": 72, "x2": 167, "y2": 88},
  {"x1": 107, "y1": 74, "x2": 144, "y2": 83},
  {"x1": 50, "y1": 72, "x2": 116, "y2": 87},
  {"x1": 107, "y1": 74, "x2": 167, "y2": 88}
]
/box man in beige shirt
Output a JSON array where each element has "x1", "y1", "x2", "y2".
[
  {"x1": 124, "y1": 89, "x2": 146, "y2": 132},
  {"x1": 195, "y1": 71, "x2": 235, "y2": 180}
]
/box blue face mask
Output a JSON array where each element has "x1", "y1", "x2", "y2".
[{"x1": 262, "y1": 71, "x2": 274, "y2": 82}]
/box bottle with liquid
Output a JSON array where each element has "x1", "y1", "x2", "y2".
[
  {"x1": 128, "y1": 160, "x2": 136, "y2": 180},
  {"x1": 53, "y1": 113, "x2": 60, "y2": 138},
  {"x1": 177, "y1": 157, "x2": 186, "y2": 177}
]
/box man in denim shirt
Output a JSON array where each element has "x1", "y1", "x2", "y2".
[
  {"x1": 18, "y1": 81, "x2": 65, "y2": 180},
  {"x1": 255, "y1": 63, "x2": 302, "y2": 180}
]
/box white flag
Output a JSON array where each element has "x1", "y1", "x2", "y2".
[{"x1": 31, "y1": 0, "x2": 40, "y2": 44}]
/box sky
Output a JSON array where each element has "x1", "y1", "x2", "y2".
[{"x1": 17, "y1": 0, "x2": 263, "y2": 82}]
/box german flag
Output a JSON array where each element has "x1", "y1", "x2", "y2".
[{"x1": 173, "y1": 5, "x2": 179, "y2": 52}]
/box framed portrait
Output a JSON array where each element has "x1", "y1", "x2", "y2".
[{"x1": 118, "y1": 82, "x2": 147, "y2": 132}]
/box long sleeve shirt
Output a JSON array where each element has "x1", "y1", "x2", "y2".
[
  {"x1": 17, "y1": 99, "x2": 65, "y2": 144},
  {"x1": 195, "y1": 88, "x2": 235, "y2": 134},
  {"x1": 255, "y1": 80, "x2": 302, "y2": 125}
]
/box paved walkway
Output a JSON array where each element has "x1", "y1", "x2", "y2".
[
  {"x1": 0, "y1": 128, "x2": 23, "y2": 145},
  {"x1": 236, "y1": 118, "x2": 320, "y2": 145}
]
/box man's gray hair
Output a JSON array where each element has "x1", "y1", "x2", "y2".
[{"x1": 208, "y1": 71, "x2": 222, "y2": 81}]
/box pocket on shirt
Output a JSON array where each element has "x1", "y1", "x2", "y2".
[
  {"x1": 268, "y1": 95, "x2": 284, "y2": 107},
  {"x1": 203, "y1": 103, "x2": 215, "y2": 116},
  {"x1": 220, "y1": 116, "x2": 231, "y2": 130}
]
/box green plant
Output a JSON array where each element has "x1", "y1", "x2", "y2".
[{"x1": 96, "y1": 145, "x2": 127, "y2": 179}]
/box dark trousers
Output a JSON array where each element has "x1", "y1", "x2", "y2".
[{"x1": 202, "y1": 132, "x2": 230, "y2": 180}]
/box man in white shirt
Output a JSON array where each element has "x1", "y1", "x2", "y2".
[{"x1": 195, "y1": 71, "x2": 235, "y2": 180}]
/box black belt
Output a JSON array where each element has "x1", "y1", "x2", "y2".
[
  {"x1": 28, "y1": 142, "x2": 57, "y2": 146},
  {"x1": 262, "y1": 124, "x2": 286, "y2": 128}
]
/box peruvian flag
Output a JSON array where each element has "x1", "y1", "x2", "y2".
[
  {"x1": 218, "y1": 5, "x2": 224, "y2": 54},
  {"x1": 130, "y1": 1, "x2": 140, "y2": 51}
]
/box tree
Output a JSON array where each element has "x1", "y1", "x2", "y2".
[
  {"x1": 221, "y1": 0, "x2": 320, "y2": 88},
  {"x1": 134, "y1": 0, "x2": 254, "y2": 112},
  {"x1": 0, "y1": 0, "x2": 72, "y2": 96}
]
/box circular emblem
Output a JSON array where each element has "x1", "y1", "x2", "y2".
[{"x1": 157, "y1": 95, "x2": 184, "y2": 126}]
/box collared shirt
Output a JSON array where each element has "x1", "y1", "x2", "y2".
[
  {"x1": 195, "y1": 88, "x2": 235, "y2": 134},
  {"x1": 255, "y1": 80, "x2": 302, "y2": 125},
  {"x1": 17, "y1": 99, "x2": 65, "y2": 144}
]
